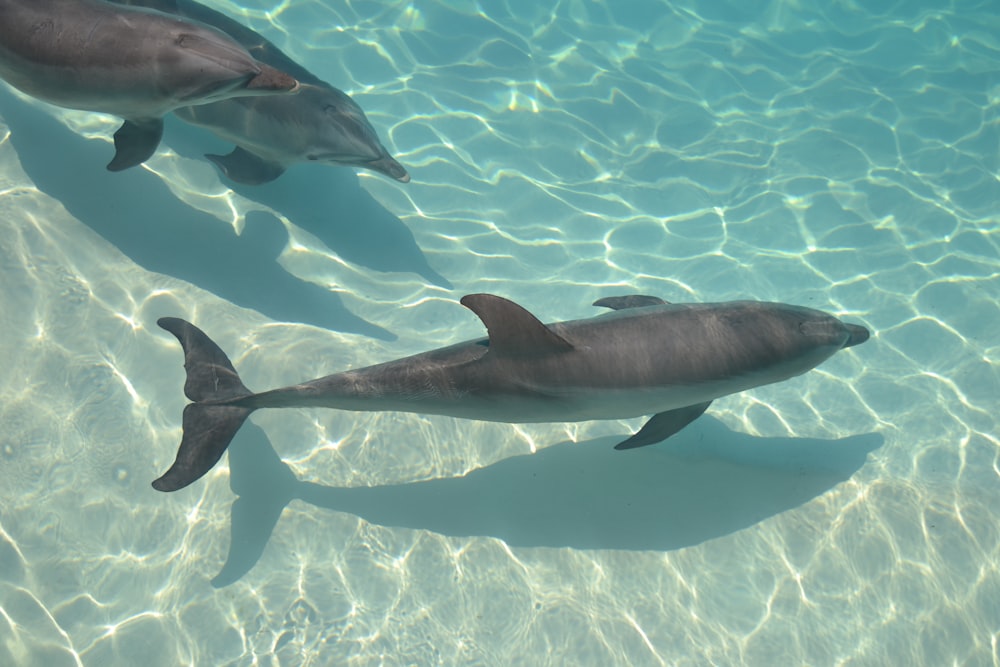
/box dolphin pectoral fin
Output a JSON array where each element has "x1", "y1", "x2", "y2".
[
  {"x1": 614, "y1": 401, "x2": 712, "y2": 450},
  {"x1": 460, "y1": 294, "x2": 574, "y2": 357},
  {"x1": 152, "y1": 403, "x2": 253, "y2": 492},
  {"x1": 107, "y1": 118, "x2": 163, "y2": 171},
  {"x1": 206, "y1": 147, "x2": 286, "y2": 185},
  {"x1": 593, "y1": 295, "x2": 668, "y2": 310}
]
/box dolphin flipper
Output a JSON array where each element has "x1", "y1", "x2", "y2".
[
  {"x1": 107, "y1": 118, "x2": 163, "y2": 171},
  {"x1": 206, "y1": 147, "x2": 287, "y2": 184},
  {"x1": 615, "y1": 401, "x2": 712, "y2": 450},
  {"x1": 153, "y1": 317, "x2": 256, "y2": 491},
  {"x1": 593, "y1": 295, "x2": 668, "y2": 310}
]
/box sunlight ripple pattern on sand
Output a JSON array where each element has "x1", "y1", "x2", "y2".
[{"x1": 0, "y1": 0, "x2": 998, "y2": 665}]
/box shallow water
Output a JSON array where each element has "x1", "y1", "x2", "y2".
[{"x1": 1, "y1": 0, "x2": 998, "y2": 665}]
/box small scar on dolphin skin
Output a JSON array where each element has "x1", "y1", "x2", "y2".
[{"x1": 30, "y1": 21, "x2": 55, "y2": 37}]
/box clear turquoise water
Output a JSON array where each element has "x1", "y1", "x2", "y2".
[{"x1": 1, "y1": 0, "x2": 998, "y2": 665}]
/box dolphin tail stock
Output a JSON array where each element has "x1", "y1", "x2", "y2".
[{"x1": 153, "y1": 317, "x2": 255, "y2": 492}]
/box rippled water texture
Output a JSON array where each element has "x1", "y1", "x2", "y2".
[{"x1": 1, "y1": 0, "x2": 998, "y2": 664}]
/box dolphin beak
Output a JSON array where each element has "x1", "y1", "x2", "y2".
[
  {"x1": 843, "y1": 323, "x2": 870, "y2": 347},
  {"x1": 366, "y1": 156, "x2": 410, "y2": 182}
]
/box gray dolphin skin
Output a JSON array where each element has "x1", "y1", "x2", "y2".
[
  {"x1": 0, "y1": 0, "x2": 299, "y2": 171},
  {"x1": 115, "y1": 0, "x2": 410, "y2": 183},
  {"x1": 152, "y1": 294, "x2": 870, "y2": 492},
  {"x1": 173, "y1": 85, "x2": 411, "y2": 184}
]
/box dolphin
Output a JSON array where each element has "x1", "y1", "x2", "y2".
[
  {"x1": 152, "y1": 293, "x2": 870, "y2": 492},
  {"x1": 0, "y1": 0, "x2": 299, "y2": 171},
  {"x1": 114, "y1": 0, "x2": 410, "y2": 183}
]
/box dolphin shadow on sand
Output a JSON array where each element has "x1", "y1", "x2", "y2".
[
  {"x1": 0, "y1": 83, "x2": 398, "y2": 338},
  {"x1": 165, "y1": 117, "x2": 452, "y2": 289},
  {"x1": 211, "y1": 418, "x2": 882, "y2": 587}
]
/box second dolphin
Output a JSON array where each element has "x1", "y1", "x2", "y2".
[{"x1": 116, "y1": 0, "x2": 410, "y2": 183}]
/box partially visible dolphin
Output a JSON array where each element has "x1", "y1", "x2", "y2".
[
  {"x1": 152, "y1": 293, "x2": 870, "y2": 491},
  {"x1": 174, "y1": 83, "x2": 410, "y2": 184},
  {"x1": 0, "y1": 0, "x2": 299, "y2": 170},
  {"x1": 115, "y1": 0, "x2": 410, "y2": 183}
]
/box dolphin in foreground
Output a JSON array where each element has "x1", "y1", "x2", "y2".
[
  {"x1": 152, "y1": 294, "x2": 870, "y2": 492},
  {"x1": 114, "y1": 0, "x2": 410, "y2": 183},
  {"x1": 0, "y1": 0, "x2": 299, "y2": 171}
]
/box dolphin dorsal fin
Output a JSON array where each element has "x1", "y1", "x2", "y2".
[
  {"x1": 461, "y1": 294, "x2": 574, "y2": 357},
  {"x1": 593, "y1": 295, "x2": 668, "y2": 310}
]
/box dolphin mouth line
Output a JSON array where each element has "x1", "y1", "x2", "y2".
[{"x1": 308, "y1": 152, "x2": 385, "y2": 165}]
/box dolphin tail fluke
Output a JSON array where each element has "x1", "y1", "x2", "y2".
[
  {"x1": 153, "y1": 317, "x2": 255, "y2": 492},
  {"x1": 152, "y1": 403, "x2": 253, "y2": 491},
  {"x1": 245, "y1": 64, "x2": 299, "y2": 93}
]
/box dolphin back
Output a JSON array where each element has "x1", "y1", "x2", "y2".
[{"x1": 114, "y1": 0, "x2": 324, "y2": 85}]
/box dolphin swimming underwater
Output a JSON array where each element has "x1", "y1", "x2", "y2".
[
  {"x1": 152, "y1": 294, "x2": 870, "y2": 492},
  {"x1": 0, "y1": 0, "x2": 299, "y2": 171},
  {"x1": 113, "y1": 0, "x2": 410, "y2": 183}
]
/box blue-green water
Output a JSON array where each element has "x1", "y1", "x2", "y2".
[{"x1": 1, "y1": 0, "x2": 998, "y2": 664}]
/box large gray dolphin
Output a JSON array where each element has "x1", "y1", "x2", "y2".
[
  {"x1": 115, "y1": 0, "x2": 410, "y2": 183},
  {"x1": 152, "y1": 293, "x2": 870, "y2": 491},
  {"x1": 0, "y1": 0, "x2": 299, "y2": 170}
]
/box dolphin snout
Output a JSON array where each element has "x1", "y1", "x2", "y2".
[
  {"x1": 843, "y1": 323, "x2": 870, "y2": 348},
  {"x1": 369, "y1": 156, "x2": 410, "y2": 182}
]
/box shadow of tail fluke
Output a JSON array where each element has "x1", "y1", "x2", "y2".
[
  {"x1": 153, "y1": 317, "x2": 256, "y2": 492},
  {"x1": 212, "y1": 422, "x2": 299, "y2": 587}
]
